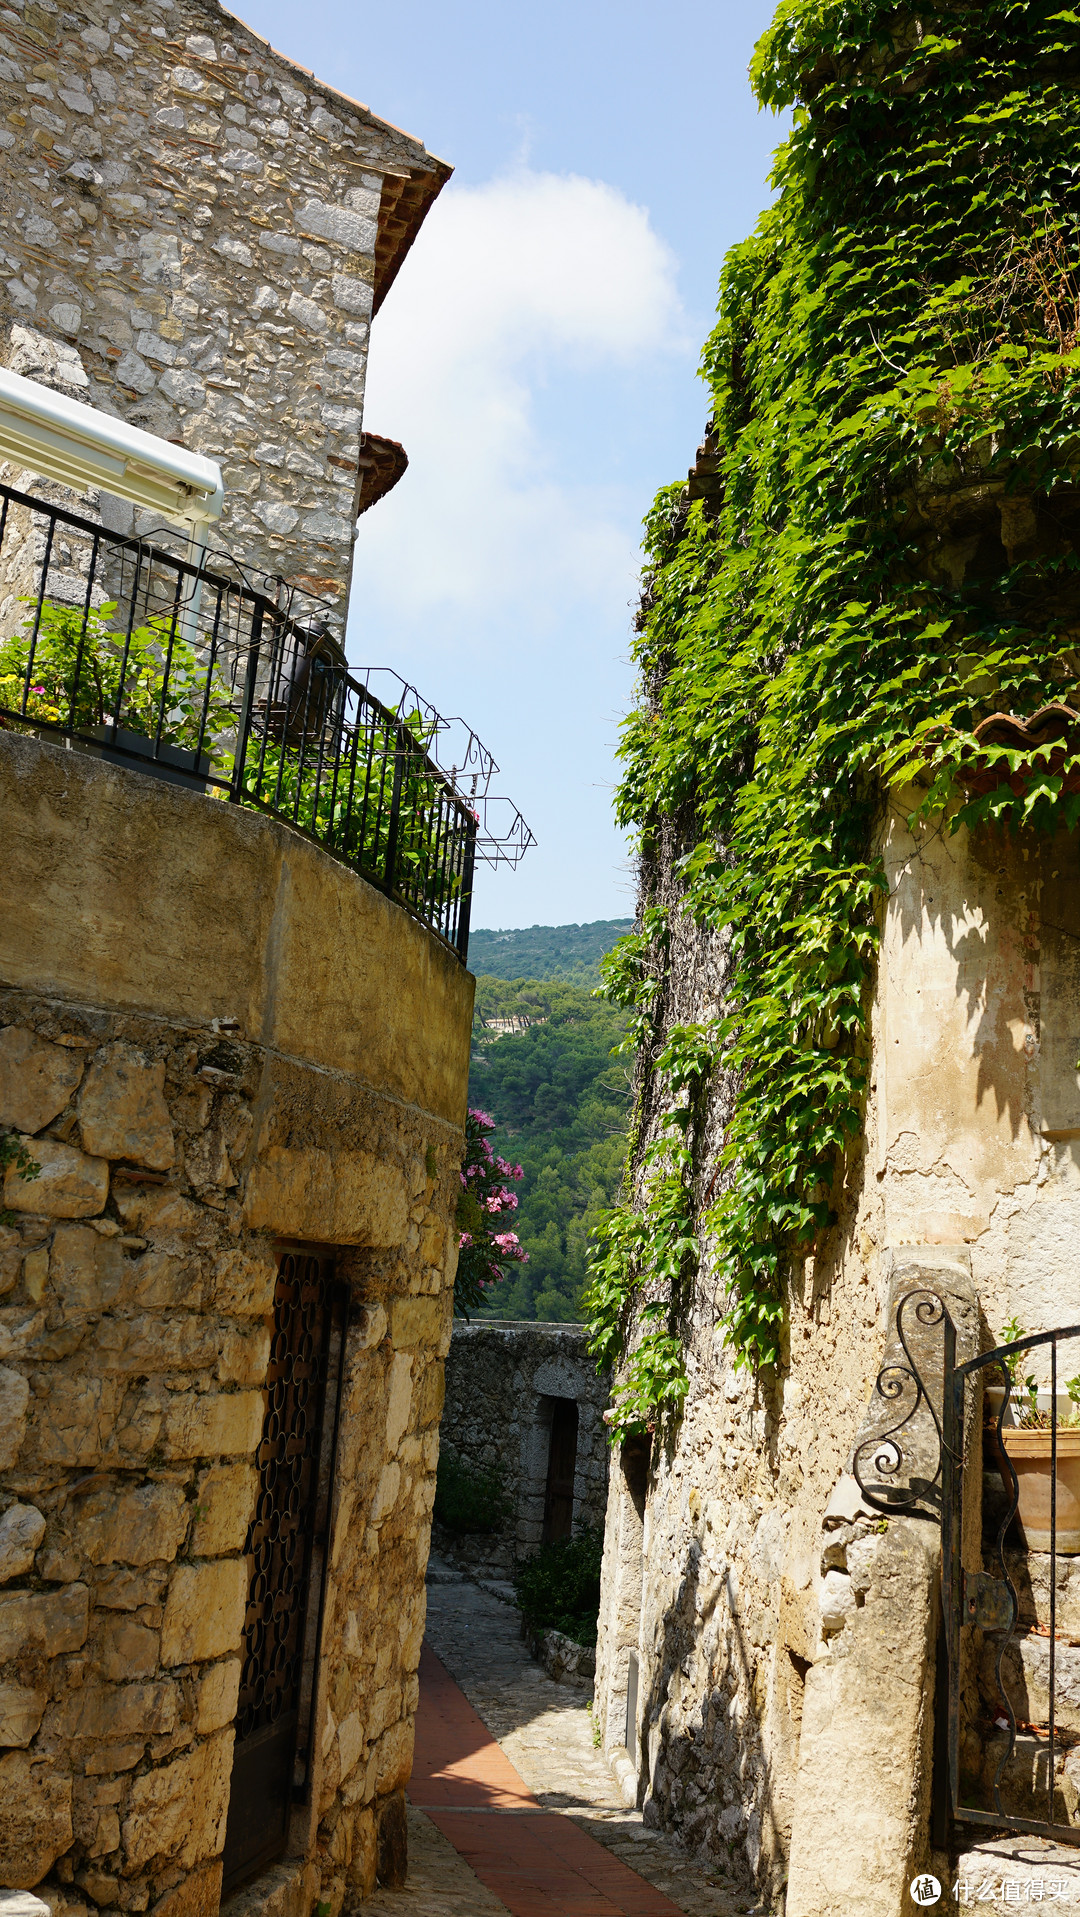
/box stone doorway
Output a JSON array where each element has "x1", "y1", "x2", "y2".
[{"x1": 221, "y1": 1247, "x2": 346, "y2": 1893}]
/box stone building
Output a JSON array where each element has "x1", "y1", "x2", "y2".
[
  {"x1": 1, "y1": 753, "x2": 471, "y2": 1912},
  {"x1": 0, "y1": 5, "x2": 501, "y2": 1915},
  {"x1": 0, "y1": 0, "x2": 449, "y2": 601},
  {"x1": 589, "y1": 5, "x2": 1080, "y2": 1914},
  {"x1": 436, "y1": 1323, "x2": 609, "y2": 1579}
]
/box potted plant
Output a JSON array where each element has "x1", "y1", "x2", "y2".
[
  {"x1": 0, "y1": 599, "x2": 231, "y2": 793},
  {"x1": 986, "y1": 1322, "x2": 1080, "y2": 1554}
]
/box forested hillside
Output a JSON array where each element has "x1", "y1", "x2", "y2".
[
  {"x1": 467, "y1": 960, "x2": 633, "y2": 1321},
  {"x1": 467, "y1": 919, "x2": 633, "y2": 988}
]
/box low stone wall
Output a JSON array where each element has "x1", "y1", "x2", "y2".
[
  {"x1": 0, "y1": 732, "x2": 473, "y2": 1912},
  {"x1": 437, "y1": 1322, "x2": 609, "y2": 1576}
]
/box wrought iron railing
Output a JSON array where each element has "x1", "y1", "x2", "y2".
[
  {"x1": 853, "y1": 1289, "x2": 1080, "y2": 1851},
  {"x1": 0, "y1": 480, "x2": 532, "y2": 961}
]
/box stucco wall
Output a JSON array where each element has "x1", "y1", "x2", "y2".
[
  {"x1": 593, "y1": 799, "x2": 1080, "y2": 1904},
  {"x1": 437, "y1": 1322, "x2": 610, "y2": 1577},
  {"x1": 0, "y1": 731, "x2": 473, "y2": 1911},
  {"x1": 0, "y1": 0, "x2": 448, "y2": 607}
]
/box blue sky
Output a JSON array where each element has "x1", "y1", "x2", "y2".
[{"x1": 236, "y1": 0, "x2": 786, "y2": 929}]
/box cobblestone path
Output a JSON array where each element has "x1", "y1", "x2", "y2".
[{"x1": 360, "y1": 1562, "x2": 762, "y2": 1917}]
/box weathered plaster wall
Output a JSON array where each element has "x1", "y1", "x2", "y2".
[
  {"x1": 0, "y1": 730, "x2": 473, "y2": 1911},
  {"x1": 437, "y1": 1322, "x2": 610, "y2": 1576},
  {"x1": 0, "y1": 0, "x2": 448, "y2": 607},
  {"x1": 593, "y1": 801, "x2": 1080, "y2": 1905}
]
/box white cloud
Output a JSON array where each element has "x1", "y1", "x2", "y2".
[{"x1": 351, "y1": 167, "x2": 686, "y2": 629}]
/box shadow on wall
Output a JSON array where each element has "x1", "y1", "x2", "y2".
[{"x1": 632, "y1": 1529, "x2": 788, "y2": 1895}]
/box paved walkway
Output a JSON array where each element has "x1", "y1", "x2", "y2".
[{"x1": 361, "y1": 1563, "x2": 759, "y2": 1917}]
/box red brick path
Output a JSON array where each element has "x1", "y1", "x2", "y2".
[{"x1": 409, "y1": 1642, "x2": 686, "y2": 1916}]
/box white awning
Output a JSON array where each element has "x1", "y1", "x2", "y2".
[{"x1": 0, "y1": 365, "x2": 224, "y2": 528}]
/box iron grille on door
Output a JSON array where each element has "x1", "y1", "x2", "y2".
[{"x1": 221, "y1": 1248, "x2": 345, "y2": 1894}]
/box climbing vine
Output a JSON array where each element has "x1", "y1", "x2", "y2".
[{"x1": 586, "y1": 0, "x2": 1080, "y2": 1435}]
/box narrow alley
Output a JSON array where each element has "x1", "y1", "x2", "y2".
[{"x1": 357, "y1": 1564, "x2": 761, "y2": 1917}]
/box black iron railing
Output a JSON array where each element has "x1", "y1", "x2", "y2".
[
  {"x1": 853, "y1": 1289, "x2": 1080, "y2": 1851},
  {"x1": 0, "y1": 481, "x2": 532, "y2": 961}
]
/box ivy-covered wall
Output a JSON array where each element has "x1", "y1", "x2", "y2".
[
  {"x1": 589, "y1": 0, "x2": 1080, "y2": 1903},
  {"x1": 589, "y1": 0, "x2": 1080, "y2": 1429}
]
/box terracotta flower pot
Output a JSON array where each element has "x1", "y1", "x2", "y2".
[{"x1": 1001, "y1": 1429, "x2": 1080, "y2": 1554}]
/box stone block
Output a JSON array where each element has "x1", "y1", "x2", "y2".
[
  {"x1": 79, "y1": 1481, "x2": 189, "y2": 1568},
  {"x1": 346, "y1": 1805, "x2": 377, "y2": 1899},
  {"x1": 209, "y1": 1243, "x2": 277, "y2": 1316},
  {"x1": 243, "y1": 1146, "x2": 408, "y2": 1246},
  {"x1": 0, "y1": 1749, "x2": 73, "y2": 1888},
  {"x1": 0, "y1": 1502, "x2": 45, "y2": 1582},
  {"x1": 100, "y1": 1618, "x2": 159, "y2": 1681},
  {"x1": 337, "y1": 1708, "x2": 364, "y2": 1781},
  {"x1": 94, "y1": 1566, "x2": 167, "y2": 1612},
  {"x1": 0, "y1": 1229, "x2": 21, "y2": 1299},
  {"x1": 77, "y1": 1043, "x2": 174, "y2": 1169},
  {"x1": 57, "y1": 1678, "x2": 177, "y2": 1739},
  {"x1": 125, "y1": 1249, "x2": 193, "y2": 1308},
  {"x1": 112, "y1": 1187, "x2": 204, "y2": 1246},
  {"x1": 160, "y1": 1559, "x2": 247, "y2": 1666},
  {"x1": 121, "y1": 1728, "x2": 233, "y2": 1870},
  {"x1": 373, "y1": 1717, "x2": 412, "y2": 1795},
  {"x1": 385, "y1": 1353, "x2": 413, "y2": 1455},
  {"x1": 189, "y1": 1464, "x2": 258, "y2": 1557},
  {"x1": 92, "y1": 1312, "x2": 222, "y2": 1374},
  {"x1": 21, "y1": 1248, "x2": 48, "y2": 1303},
  {"x1": 219, "y1": 1321, "x2": 271, "y2": 1386},
  {"x1": 50, "y1": 1225, "x2": 125, "y2": 1312},
  {"x1": 415, "y1": 1361, "x2": 445, "y2": 1428},
  {"x1": 0, "y1": 1584, "x2": 88, "y2": 1659},
  {"x1": 162, "y1": 1391, "x2": 264, "y2": 1460},
  {"x1": 84, "y1": 1739, "x2": 146, "y2": 1775},
  {"x1": 0, "y1": 1683, "x2": 46, "y2": 1746},
  {"x1": 0, "y1": 1027, "x2": 84, "y2": 1133},
  {"x1": 370, "y1": 1462, "x2": 400, "y2": 1525},
  {"x1": 376, "y1": 1790, "x2": 408, "y2": 1889},
  {"x1": 23, "y1": 1374, "x2": 124, "y2": 1468},
  {"x1": 195, "y1": 1656, "x2": 240, "y2": 1733},
  {"x1": 0, "y1": 1894, "x2": 51, "y2": 1917},
  {"x1": 390, "y1": 1296, "x2": 447, "y2": 1352},
  {"x1": 3, "y1": 1137, "x2": 107, "y2": 1219},
  {"x1": 146, "y1": 1860, "x2": 223, "y2": 1917},
  {"x1": 0, "y1": 1367, "x2": 29, "y2": 1471}
]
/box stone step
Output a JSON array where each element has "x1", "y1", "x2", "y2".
[
  {"x1": 969, "y1": 1729, "x2": 1078, "y2": 1824},
  {"x1": 979, "y1": 1630, "x2": 1080, "y2": 1736},
  {"x1": 980, "y1": 1537, "x2": 1080, "y2": 1638},
  {"x1": 957, "y1": 1837, "x2": 1080, "y2": 1907}
]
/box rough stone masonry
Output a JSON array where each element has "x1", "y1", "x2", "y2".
[
  {"x1": 0, "y1": 726, "x2": 475, "y2": 1914},
  {"x1": 0, "y1": 0, "x2": 449, "y2": 602}
]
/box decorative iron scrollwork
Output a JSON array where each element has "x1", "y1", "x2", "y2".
[{"x1": 853, "y1": 1288, "x2": 950, "y2": 1514}]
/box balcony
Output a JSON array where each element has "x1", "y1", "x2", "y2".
[{"x1": 0, "y1": 479, "x2": 531, "y2": 963}]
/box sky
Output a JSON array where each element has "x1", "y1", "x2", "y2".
[{"x1": 235, "y1": 0, "x2": 787, "y2": 929}]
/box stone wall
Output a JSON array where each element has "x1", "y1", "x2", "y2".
[
  {"x1": 437, "y1": 1323, "x2": 610, "y2": 1577},
  {"x1": 0, "y1": 0, "x2": 449, "y2": 609},
  {"x1": 593, "y1": 800, "x2": 1080, "y2": 1910},
  {"x1": 0, "y1": 729, "x2": 473, "y2": 1911}
]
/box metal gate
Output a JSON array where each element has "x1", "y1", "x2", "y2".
[
  {"x1": 221, "y1": 1247, "x2": 347, "y2": 1893},
  {"x1": 854, "y1": 1289, "x2": 1080, "y2": 1850}
]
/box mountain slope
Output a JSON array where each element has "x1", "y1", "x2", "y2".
[
  {"x1": 468, "y1": 974, "x2": 632, "y2": 1321},
  {"x1": 467, "y1": 919, "x2": 633, "y2": 988}
]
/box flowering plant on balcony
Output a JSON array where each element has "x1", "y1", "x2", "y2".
[
  {"x1": 0, "y1": 599, "x2": 234, "y2": 744},
  {"x1": 454, "y1": 1107, "x2": 527, "y2": 1316}
]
